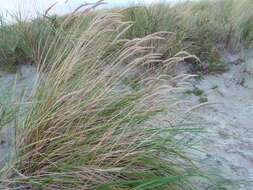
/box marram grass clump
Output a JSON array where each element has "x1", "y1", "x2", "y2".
[{"x1": 0, "y1": 1, "x2": 234, "y2": 190}]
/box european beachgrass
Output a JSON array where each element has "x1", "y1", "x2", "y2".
[
  {"x1": 122, "y1": 0, "x2": 253, "y2": 47},
  {"x1": 1, "y1": 0, "x2": 253, "y2": 73},
  {"x1": 0, "y1": 1, "x2": 235, "y2": 190}
]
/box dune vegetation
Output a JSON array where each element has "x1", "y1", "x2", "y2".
[{"x1": 0, "y1": 0, "x2": 252, "y2": 189}]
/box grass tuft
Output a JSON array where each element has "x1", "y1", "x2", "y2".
[{"x1": 0, "y1": 2, "x2": 234, "y2": 189}]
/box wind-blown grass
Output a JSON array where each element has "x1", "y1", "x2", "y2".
[{"x1": 0, "y1": 2, "x2": 233, "y2": 190}]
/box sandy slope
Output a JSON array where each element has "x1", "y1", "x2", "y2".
[
  {"x1": 182, "y1": 50, "x2": 253, "y2": 189},
  {"x1": 0, "y1": 65, "x2": 38, "y2": 167}
]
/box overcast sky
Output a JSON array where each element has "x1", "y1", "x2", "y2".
[{"x1": 0, "y1": 0, "x2": 178, "y2": 19}]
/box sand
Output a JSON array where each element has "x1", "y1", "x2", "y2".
[
  {"x1": 180, "y1": 49, "x2": 253, "y2": 189},
  {"x1": 0, "y1": 65, "x2": 38, "y2": 167}
]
